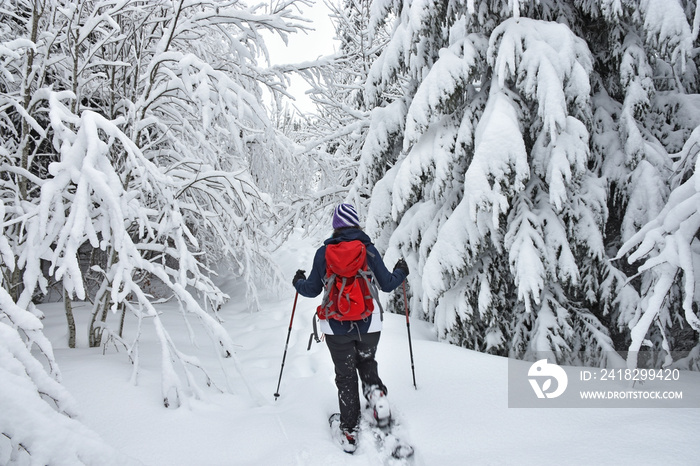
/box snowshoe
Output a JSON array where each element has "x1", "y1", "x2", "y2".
[
  {"x1": 329, "y1": 413, "x2": 358, "y2": 454},
  {"x1": 366, "y1": 387, "x2": 391, "y2": 427}
]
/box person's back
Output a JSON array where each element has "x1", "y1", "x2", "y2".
[{"x1": 293, "y1": 204, "x2": 409, "y2": 453}]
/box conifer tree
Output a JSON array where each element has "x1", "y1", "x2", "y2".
[{"x1": 347, "y1": 0, "x2": 700, "y2": 365}]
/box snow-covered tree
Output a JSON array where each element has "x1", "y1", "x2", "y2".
[
  {"x1": 618, "y1": 127, "x2": 700, "y2": 369},
  {"x1": 271, "y1": 0, "x2": 394, "y2": 229},
  {"x1": 1, "y1": 199, "x2": 138, "y2": 463},
  {"x1": 343, "y1": 0, "x2": 700, "y2": 365},
  {"x1": 1, "y1": 0, "x2": 308, "y2": 419}
]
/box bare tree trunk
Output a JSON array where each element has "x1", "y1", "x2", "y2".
[
  {"x1": 89, "y1": 288, "x2": 109, "y2": 348},
  {"x1": 64, "y1": 292, "x2": 76, "y2": 348},
  {"x1": 9, "y1": 266, "x2": 22, "y2": 303},
  {"x1": 89, "y1": 245, "x2": 118, "y2": 347},
  {"x1": 118, "y1": 302, "x2": 127, "y2": 338},
  {"x1": 18, "y1": 0, "x2": 41, "y2": 199}
]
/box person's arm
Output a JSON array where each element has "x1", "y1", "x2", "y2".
[
  {"x1": 293, "y1": 246, "x2": 326, "y2": 298},
  {"x1": 366, "y1": 245, "x2": 407, "y2": 292}
]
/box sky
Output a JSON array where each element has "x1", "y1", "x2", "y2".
[{"x1": 264, "y1": 0, "x2": 338, "y2": 113}]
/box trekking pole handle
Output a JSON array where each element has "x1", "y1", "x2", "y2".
[{"x1": 288, "y1": 292, "x2": 299, "y2": 330}]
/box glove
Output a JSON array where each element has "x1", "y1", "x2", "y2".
[
  {"x1": 292, "y1": 269, "x2": 306, "y2": 287},
  {"x1": 393, "y1": 258, "x2": 409, "y2": 276}
]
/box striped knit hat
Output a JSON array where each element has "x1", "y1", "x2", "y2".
[{"x1": 332, "y1": 203, "x2": 361, "y2": 229}]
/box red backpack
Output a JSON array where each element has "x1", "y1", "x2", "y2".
[{"x1": 317, "y1": 240, "x2": 378, "y2": 321}]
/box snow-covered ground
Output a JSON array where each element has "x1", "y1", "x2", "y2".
[{"x1": 22, "y1": 235, "x2": 700, "y2": 465}]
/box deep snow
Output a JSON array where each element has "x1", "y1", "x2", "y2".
[{"x1": 18, "y1": 234, "x2": 700, "y2": 465}]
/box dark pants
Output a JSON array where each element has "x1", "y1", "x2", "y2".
[{"x1": 325, "y1": 331, "x2": 386, "y2": 432}]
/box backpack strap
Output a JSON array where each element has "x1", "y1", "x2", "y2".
[
  {"x1": 318, "y1": 272, "x2": 336, "y2": 318},
  {"x1": 307, "y1": 314, "x2": 322, "y2": 350},
  {"x1": 359, "y1": 269, "x2": 383, "y2": 321},
  {"x1": 337, "y1": 276, "x2": 348, "y2": 309},
  {"x1": 361, "y1": 248, "x2": 382, "y2": 320}
]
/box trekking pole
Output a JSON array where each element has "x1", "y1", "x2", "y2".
[
  {"x1": 274, "y1": 292, "x2": 299, "y2": 400},
  {"x1": 402, "y1": 281, "x2": 417, "y2": 390}
]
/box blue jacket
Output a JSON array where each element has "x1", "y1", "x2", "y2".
[{"x1": 294, "y1": 228, "x2": 407, "y2": 334}]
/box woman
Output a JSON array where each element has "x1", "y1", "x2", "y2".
[{"x1": 293, "y1": 203, "x2": 409, "y2": 453}]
